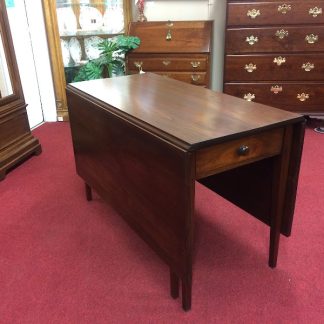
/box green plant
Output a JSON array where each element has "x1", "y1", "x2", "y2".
[{"x1": 73, "y1": 35, "x2": 140, "y2": 82}]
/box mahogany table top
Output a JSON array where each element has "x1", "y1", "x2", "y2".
[{"x1": 69, "y1": 73, "x2": 303, "y2": 150}]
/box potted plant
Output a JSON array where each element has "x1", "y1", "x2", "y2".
[{"x1": 73, "y1": 35, "x2": 140, "y2": 82}]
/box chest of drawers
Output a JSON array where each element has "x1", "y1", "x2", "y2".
[
  {"x1": 126, "y1": 21, "x2": 212, "y2": 88},
  {"x1": 224, "y1": 0, "x2": 324, "y2": 115}
]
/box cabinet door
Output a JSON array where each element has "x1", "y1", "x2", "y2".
[
  {"x1": 0, "y1": 0, "x2": 41, "y2": 180},
  {"x1": 42, "y1": 0, "x2": 131, "y2": 121}
]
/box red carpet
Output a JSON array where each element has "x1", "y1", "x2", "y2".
[{"x1": 0, "y1": 122, "x2": 323, "y2": 323}]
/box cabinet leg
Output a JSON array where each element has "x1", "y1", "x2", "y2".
[
  {"x1": 0, "y1": 170, "x2": 6, "y2": 181},
  {"x1": 85, "y1": 182, "x2": 92, "y2": 201},
  {"x1": 34, "y1": 145, "x2": 42, "y2": 156},
  {"x1": 170, "y1": 269, "x2": 179, "y2": 299}
]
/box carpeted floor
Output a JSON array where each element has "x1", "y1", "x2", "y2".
[{"x1": 0, "y1": 122, "x2": 323, "y2": 323}]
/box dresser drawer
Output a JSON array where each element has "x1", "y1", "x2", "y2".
[
  {"x1": 226, "y1": 26, "x2": 324, "y2": 53},
  {"x1": 224, "y1": 82, "x2": 324, "y2": 113},
  {"x1": 127, "y1": 54, "x2": 208, "y2": 72},
  {"x1": 196, "y1": 127, "x2": 284, "y2": 179},
  {"x1": 225, "y1": 54, "x2": 324, "y2": 81},
  {"x1": 128, "y1": 71, "x2": 207, "y2": 86},
  {"x1": 227, "y1": 1, "x2": 324, "y2": 26},
  {"x1": 155, "y1": 72, "x2": 207, "y2": 86}
]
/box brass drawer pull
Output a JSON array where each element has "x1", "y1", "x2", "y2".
[
  {"x1": 246, "y1": 35, "x2": 258, "y2": 45},
  {"x1": 273, "y1": 56, "x2": 286, "y2": 66},
  {"x1": 247, "y1": 9, "x2": 260, "y2": 19},
  {"x1": 166, "y1": 30, "x2": 172, "y2": 41},
  {"x1": 309, "y1": 7, "x2": 322, "y2": 18},
  {"x1": 166, "y1": 20, "x2": 173, "y2": 41},
  {"x1": 302, "y1": 62, "x2": 315, "y2": 72},
  {"x1": 275, "y1": 29, "x2": 289, "y2": 39},
  {"x1": 278, "y1": 4, "x2": 292, "y2": 14},
  {"x1": 162, "y1": 60, "x2": 171, "y2": 66},
  {"x1": 134, "y1": 61, "x2": 143, "y2": 73},
  {"x1": 244, "y1": 63, "x2": 257, "y2": 72},
  {"x1": 166, "y1": 20, "x2": 173, "y2": 28},
  {"x1": 190, "y1": 61, "x2": 201, "y2": 68},
  {"x1": 237, "y1": 145, "x2": 250, "y2": 156},
  {"x1": 191, "y1": 74, "x2": 201, "y2": 82},
  {"x1": 297, "y1": 93, "x2": 310, "y2": 102},
  {"x1": 271, "y1": 85, "x2": 283, "y2": 94},
  {"x1": 306, "y1": 34, "x2": 318, "y2": 44},
  {"x1": 243, "y1": 93, "x2": 255, "y2": 101}
]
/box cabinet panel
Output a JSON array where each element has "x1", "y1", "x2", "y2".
[{"x1": 128, "y1": 21, "x2": 212, "y2": 53}]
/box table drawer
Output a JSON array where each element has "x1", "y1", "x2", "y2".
[
  {"x1": 227, "y1": 1, "x2": 324, "y2": 26},
  {"x1": 196, "y1": 128, "x2": 283, "y2": 179},
  {"x1": 127, "y1": 54, "x2": 208, "y2": 72},
  {"x1": 224, "y1": 82, "x2": 324, "y2": 113},
  {"x1": 224, "y1": 54, "x2": 324, "y2": 81},
  {"x1": 226, "y1": 26, "x2": 324, "y2": 53}
]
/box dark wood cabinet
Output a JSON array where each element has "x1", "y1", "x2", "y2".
[
  {"x1": 0, "y1": 0, "x2": 41, "y2": 180},
  {"x1": 126, "y1": 21, "x2": 212, "y2": 88},
  {"x1": 224, "y1": 0, "x2": 324, "y2": 115}
]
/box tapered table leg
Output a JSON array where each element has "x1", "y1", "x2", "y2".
[
  {"x1": 268, "y1": 126, "x2": 293, "y2": 268},
  {"x1": 269, "y1": 225, "x2": 280, "y2": 268},
  {"x1": 181, "y1": 274, "x2": 192, "y2": 311},
  {"x1": 170, "y1": 269, "x2": 179, "y2": 299},
  {"x1": 85, "y1": 182, "x2": 92, "y2": 201}
]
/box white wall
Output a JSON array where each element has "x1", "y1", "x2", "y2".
[
  {"x1": 132, "y1": 0, "x2": 227, "y2": 91},
  {"x1": 7, "y1": 0, "x2": 57, "y2": 128},
  {"x1": 143, "y1": 1, "x2": 209, "y2": 20}
]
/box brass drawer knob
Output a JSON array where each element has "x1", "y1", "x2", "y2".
[
  {"x1": 275, "y1": 29, "x2": 289, "y2": 39},
  {"x1": 297, "y1": 93, "x2": 310, "y2": 102},
  {"x1": 309, "y1": 7, "x2": 322, "y2": 18},
  {"x1": 244, "y1": 63, "x2": 257, "y2": 72},
  {"x1": 190, "y1": 61, "x2": 201, "y2": 68},
  {"x1": 246, "y1": 35, "x2": 258, "y2": 45},
  {"x1": 237, "y1": 145, "x2": 250, "y2": 156},
  {"x1": 162, "y1": 60, "x2": 171, "y2": 66},
  {"x1": 302, "y1": 62, "x2": 315, "y2": 72},
  {"x1": 191, "y1": 74, "x2": 201, "y2": 82},
  {"x1": 278, "y1": 4, "x2": 292, "y2": 14},
  {"x1": 243, "y1": 93, "x2": 255, "y2": 101},
  {"x1": 306, "y1": 34, "x2": 318, "y2": 44},
  {"x1": 134, "y1": 61, "x2": 143, "y2": 73},
  {"x1": 273, "y1": 56, "x2": 286, "y2": 66},
  {"x1": 271, "y1": 85, "x2": 283, "y2": 94},
  {"x1": 247, "y1": 9, "x2": 260, "y2": 19}
]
